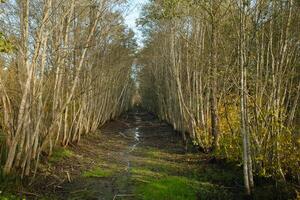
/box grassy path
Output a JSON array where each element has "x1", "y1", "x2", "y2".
[{"x1": 1, "y1": 112, "x2": 297, "y2": 200}]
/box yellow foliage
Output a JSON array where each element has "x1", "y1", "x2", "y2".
[{"x1": 218, "y1": 103, "x2": 241, "y2": 161}]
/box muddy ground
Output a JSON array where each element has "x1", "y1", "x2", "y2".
[{"x1": 1, "y1": 112, "x2": 298, "y2": 200}]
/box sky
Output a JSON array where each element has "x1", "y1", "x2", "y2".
[{"x1": 123, "y1": 0, "x2": 148, "y2": 47}]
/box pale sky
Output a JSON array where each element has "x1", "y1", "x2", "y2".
[{"x1": 123, "y1": 0, "x2": 148, "y2": 47}]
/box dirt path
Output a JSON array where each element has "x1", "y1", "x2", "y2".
[{"x1": 19, "y1": 112, "x2": 294, "y2": 200}]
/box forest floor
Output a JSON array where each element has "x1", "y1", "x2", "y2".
[{"x1": 1, "y1": 112, "x2": 298, "y2": 200}]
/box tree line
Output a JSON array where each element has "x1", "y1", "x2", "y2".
[
  {"x1": 138, "y1": 0, "x2": 299, "y2": 195},
  {"x1": 0, "y1": 0, "x2": 135, "y2": 177}
]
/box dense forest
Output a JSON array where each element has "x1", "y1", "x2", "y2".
[
  {"x1": 138, "y1": 0, "x2": 300, "y2": 195},
  {"x1": 0, "y1": 0, "x2": 299, "y2": 199},
  {"x1": 0, "y1": 0, "x2": 135, "y2": 176}
]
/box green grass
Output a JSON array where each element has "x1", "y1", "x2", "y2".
[
  {"x1": 135, "y1": 176, "x2": 231, "y2": 200},
  {"x1": 136, "y1": 176, "x2": 198, "y2": 200},
  {"x1": 49, "y1": 147, "x2": 74, "y2": 163},
  {"x1": 142, "y1": 147, "x2": 166, "y2": 158},
  {"x1": 131, "y1": 167, "x2": 166, "y2": 183},
  {"x1": 131, "y1": 168, "x2": 165, "y2": 178},
  {"x1": 82, "y1": 167, "x2": 115, "y2": 178},
  {"x1": 131, "y1": 155, "x2": 181, "y2": 176},
  {"x1": 0, "y1": 194, "x2": 24, "y2": 200},
  {"x1": 131, "y1": 146, "x2": 236, "y2": 200}
]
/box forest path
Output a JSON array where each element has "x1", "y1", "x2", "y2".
[{"x1": 28, "y1": 111, "x2": 247, "y2": 200}]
